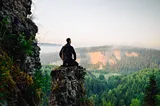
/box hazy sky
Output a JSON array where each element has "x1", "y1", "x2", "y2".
[{"x1": 32, "y1": 0, "x2": 160, "y2": 49}]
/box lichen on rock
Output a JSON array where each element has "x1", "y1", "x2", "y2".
[
  {"x1": 50, "y1": 66, "x2": 93, "y2": 106},
  {"x1": 0, "y1": 48, "x2": 36, "y2": 105}
]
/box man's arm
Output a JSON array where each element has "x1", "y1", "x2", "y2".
[
  {"x1": 59, "y1": 47, "x2": 64, "y2": 60},
  {"x1": 72, "y1": 47, "x2": 76, "y2": 60}
]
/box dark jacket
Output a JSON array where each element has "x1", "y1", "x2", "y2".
[{"x1": 59, "y1": 43, "x2": 76, "y2": 61}]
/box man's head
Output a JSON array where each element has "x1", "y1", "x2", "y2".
[{"x1": 66, "y1": 38, "x2": 71, "y2": 44}]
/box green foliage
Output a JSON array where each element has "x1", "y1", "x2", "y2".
[
  {"x1": 31, "y1": 69, "x2": 52, "y2": 106},
  {"x1": 98, "y1": 74, "x2": 106, "y2": 80},
  {"x1": 0, "y1": 60, "x2": 53, "y2": 105},
  {"x1": 0, "y1": 16, "x2": 37, "y2": 105},
  {"x1": 102, "y1": 98, "x2": 107, "y2": 106},
  {"x1": 18, "y1": 33, "x2": 33, "y2": 55},
  {"x1": 0, "y1": 50, "x2": 15, "y2": 103},
  {"x1": 78, "y1": 97, "x2": 94, "y2": 106},
  {"x1": 0, "y1": 16, "x2": 34, "y2": 58},
  {"x1": 32, "y1": 65, "x2": 55, "y2": 106},
  {"x1": 156, "y1": 95, "x2": 160, "y2": 105},
  {"x1": 130, "y1": 99, "x2": 140, "y2": 106},
  {"x1": 0, "y1": 49, "x2": 35, "y2": 105},
  {"x1": 106, "y1": 102, "x2": 113, "y2": 106},
  {"x1": 0, "y1": 17, "x2": 8, "y2": 44},
  {"x1": 143, "y1": 74, "x2": 159, "y2": 106},
  {"x1": 85, "y1": 68, "x2": 160, "y2": 106}
]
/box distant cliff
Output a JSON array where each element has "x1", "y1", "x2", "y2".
[
  {"x1": 41, "y1": 46, "x2": 160, "y2": 73},
  {"x1": 50, "y1": 66, "x2": 93, "y2": 106}
]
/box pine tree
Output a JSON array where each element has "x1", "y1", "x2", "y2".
[
  {"x1": 106, "y1": 101, "x2": 112, "y2": 106},
  {"x1": 130, "y1": 98, "x2": 140, "y2": 106},
  {"x1": 143, "y1": 74, "x2": 158, "y2": 106}
]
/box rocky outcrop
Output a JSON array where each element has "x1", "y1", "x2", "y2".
[
  {"x1": 0, "y1": 0, "x2": 42, "y2": 105},
  {"x1": 50, "y1": 66, "x2": 93, "y2": 106},
  {"x1": 0, "y1": 0, "x2": 41, "y2": 74}
]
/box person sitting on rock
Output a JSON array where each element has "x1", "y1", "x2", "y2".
[{"x1": 59, "y1": 38, "x2": 78, "y2": 66}]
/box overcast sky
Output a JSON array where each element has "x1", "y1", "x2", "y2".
[{"x1": 32, "y1": 0, "x2": 160, "y2": 49}]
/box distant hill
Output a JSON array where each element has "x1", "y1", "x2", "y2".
[
  {"x1": 40, "y1": 45, "x2": 160, "y2": 73},
  {"x1": 38, "y1": 43, "x2": 62, "y2": 46}
]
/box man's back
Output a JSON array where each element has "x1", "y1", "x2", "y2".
[
  {"x1": 59, "y1": 38, "x2": 78, "y2": 66},
  {"x1": 60, "y1": 43, "x2": 76, "y2": 61}
]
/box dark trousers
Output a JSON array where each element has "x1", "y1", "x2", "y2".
[{"x1": 63, "y1": 59, "x2": 78, "y2": 67}]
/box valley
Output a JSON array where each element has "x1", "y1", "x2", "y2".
[{"x1": 40, "y1": 45, "x2": 160, "y2": 74}]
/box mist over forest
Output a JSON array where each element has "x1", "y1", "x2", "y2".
[{"x1": 40, "y1": 45, "x2": 160, "y2": 73}]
